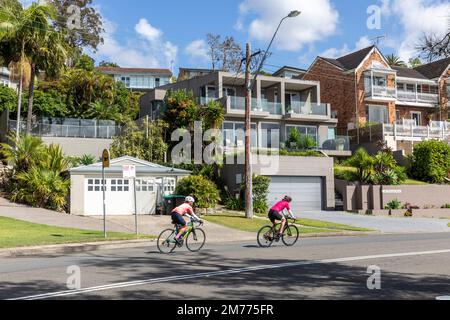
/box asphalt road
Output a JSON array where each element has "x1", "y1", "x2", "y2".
[{"x1": 1, "y1": 233, "x2": 449, "y2": 300}]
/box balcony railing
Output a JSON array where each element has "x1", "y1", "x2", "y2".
[
  {"x1": 9, "y1": 120, "x2": 122, "y2": 139},
  {"x1": 320, "y1": 136, "x2": 350, "y2": 151},
  {"x1": 286, "y1": 102, "x2": 328, "y2": 116},
  {"x1": 228, "y1": 96, "x2": 282, "y2": 115},
  {"x1": 383, "y1": 123, "x2": 450, "y2": 140},
  {"x1": 397, "y1": 90, "x2": 438, "y2": 104},
  {"x1": 366, "y1": 85, "x2": 396, "y2": 99}
]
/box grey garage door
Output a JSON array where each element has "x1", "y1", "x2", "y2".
[{"x1": 267, "y1": 176, "x2": 323, "y2": 212}]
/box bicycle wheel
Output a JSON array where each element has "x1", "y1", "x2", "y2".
[
  {"x1": 282, "y1": 225, "x2": 299, "y2": 247},
  {"x1": 157, "y1": 229, "x2": 177, "y2": 254},
  {"x1": 186, "y1": 228, "x2": 206, "y2": 252},
  {"x1": 257, "y1": 226, "x2": 275, "y2": 248}
]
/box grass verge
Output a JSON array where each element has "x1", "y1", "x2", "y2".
[
  {"x1": 203, "y1": 214, "x2": 372, "y2": 234},
  {"x1": 0, "y1": 217, "x2": 154, "y2": 249}
]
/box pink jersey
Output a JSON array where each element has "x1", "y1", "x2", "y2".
[
  {"x1": 271, "y1": 200, "x2": 291, "y2": 212},
  {"x1": 173, "y1": 203, "x2": 194, "y2": 216}
]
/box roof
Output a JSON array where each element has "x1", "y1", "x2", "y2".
[
  {"x1": 96, "y1": 67, "x2": 172, "y2": 76},
  {"x1": 179, "y1": 67, "x2": 214, "y2": 73},
  {"x1": 319, "y1": 46, "x2": 376, "y2": 71},
  {"x1": 272, "y1": 66, "x2": 307, "y2": 76},
  {"x1": 70, "y1": 156, "x2": 191, "y2": 176},
  {"x1": 414, "y1": 57, "x2": 450, "y2": 79},
  {"x1": 392, "y1": 66, "x2": 429, "y2": 80}
]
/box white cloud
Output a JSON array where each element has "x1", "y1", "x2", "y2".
[
  {"x1": 135, "y1": 19, "x2": 163, "y2": 42},
  {"x1": 381, "y1": 0, "x2": 450, "y2": 61},
  {"x1": 237, "y1": 0, "x2": 339, "y2": 51},
  {"x1": 184, "y1": 40, "x2": 209, "y2": 62},
  {"x1": 320, "y1": 36, "x2": 372, "y2": 58},
  {"x1": 94, "y1": 17, "x2": 177, "y2": 69}
]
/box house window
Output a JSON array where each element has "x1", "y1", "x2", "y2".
[
  {"x1": 406, "y1": 84, "x2": 415, "y2": 92},
  {"x1": 222, "y1": 122, "x2": 257, "y2": 148},
  {"x1": 136, "y1": 179, "x2": 155, "y2": 192},
  {"x1": 396, "y1": 110, "x2": 401, "y2": 123},
  {"x1": 261, "y1": 123, "x2": 280, "y2": 149},
  {"x1": 285, "y1": 125, "x2": 318, "y2": 145},
  {"x1": 121, "y1": 76, "x2": 131, "y2": 88},
  {"x1": 411, "y1": 112, "x2": 422, "y2": 126},
  {"x1": 366, "y1": 105, "x2": 389, "y2": 124},
  {"x1": 87, "y1": 178, "x2": 105, "y2": 192},
  {"x1": 397, "y1": 83, "x2": 405, "y2": 91},
  {"x1": 163, "y1": 178, "x2": 176, "y2": 193},
  {"x1": 373, "y1": 76, "x2": 386, "y2": 87},
  {"x1": 223, "y1": 87, "x2": 236, "y2": 97}
]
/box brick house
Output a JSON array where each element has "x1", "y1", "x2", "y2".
[{"x1": 303, "y1": 46, "x2": 449, "y2": 150}]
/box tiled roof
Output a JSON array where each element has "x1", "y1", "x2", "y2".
[
  {"x1": 96, "y1": 66, "x2": 172, "y2": 75},
  {"x1": 319, "y1": 46, "x2": 376, "y2": 71},
  {"x1": 414, "y1": 57, "x2": 450, "y2": 79},
  {"x1": 392, "y1": 66, "x2": 429, "y2": 80}
]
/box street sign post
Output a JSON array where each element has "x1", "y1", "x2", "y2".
[
  {"x1": 123, "y1": 165, "x2": 138, "y2": 235},
  {"x1": 102, "y1": 149, "x2": 110, "y2": 238}
]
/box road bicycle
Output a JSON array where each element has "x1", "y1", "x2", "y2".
[
  {"x1": 257, "y1": 217, "x2": 299, "y2": 248},
  {"x1": 157, "y1": 218, "x2": 206, "y2": 254}
]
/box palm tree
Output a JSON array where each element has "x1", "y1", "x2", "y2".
[
  {"x1": 386, "y1": 54, "x2": 407, "y2": 67},
  {"x1": 0, "y1": 0, "x2": 66, "y2": 136},
  {"x1": 0, "y1": 133, "x2": 46, "y2": 172}
]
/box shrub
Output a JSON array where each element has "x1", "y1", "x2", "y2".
[
  {"x1": 442, "y1": 204, "x2": 450, "y2": 209},
  {"x1": 224, "y1": 196, "x2": 243, "y2": 211},
  {"x1": 409, "y1": 140, "x2": 450, "y2": 184},
  {"x1": 240, "y1": 175, "x2": 270, "y2": 214},
  {"x1": 385, "y1": 199, "x2": 402, "y2": 210},
  {"x1": 175, "y1": 175, "x2": 220, "y2": 209},
  {"x1": 285, "y1": 129, "x2": 317, "y2": 151}
]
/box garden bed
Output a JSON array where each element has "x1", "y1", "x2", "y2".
[{"x1": 361, "y1": 209, "x2": 450, "y2": 219}]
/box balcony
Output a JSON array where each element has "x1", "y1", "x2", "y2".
[
  {"x1": 223, "y1": 96, "x2": 283, "y2": 117},
  {"x1": 283, "y1": 102, "x2": 334, "y2": 122},
  {"x1": 397, "y1": 90, "x2": 438, "y2": 106},
  {"x1": 365, "y1": 85, "x2": 397, "y2": 101},
  {"x1": 383, "y1": 122, "x2": 450, "y2": 141}
]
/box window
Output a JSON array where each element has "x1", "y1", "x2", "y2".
[
  {"x1": 406, "y1": 84, "x2": 415, "y2": 92},
  {"x1": 222, "y1": 122, "x2": 257, "y2": 148},
  {"x1": 121, "y1": 76, "x2": 130, "y2": 88},
  {"x1": 163, "y1": 178, "x2": 176, "y2": 193},
  {"x1": 373, "y1": 76, "x2": 386, "y2": 87},
  {"x1": 411, "y1": 112, "x2": 422, "y2": 126},
  {"x1": 223, "y1": 87, "x2": 236, "y2": 97},
  {"x1": 366, "y1": 105, "x2": 389, "y2": 124},
  {"x1": 136, "y1": 179, "x2": 155, "y2": 192},
  {"x1": 110, "y1": 179, "x2": 130, "y2": 192},
  {"x1": 396, "y1": 110, "x2": 401, "y2": 122},
  {"x1": 87, "y1": 179, "x2": 105, "y2": 192},
  {"x1": 397, "y1": 83, "x2": 405, "y2": 91},
  {"x1": 285, "y1": 125, "x2": 318, "y2": 144},
  {"x1": 261, "y1": 123, "x2": 280, "y2": 149}
]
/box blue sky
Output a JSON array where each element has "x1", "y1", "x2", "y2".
[{"x1": 83, "y1": 0, "x2": 450, "y2": 73}]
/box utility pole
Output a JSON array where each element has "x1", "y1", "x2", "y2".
[{"x1": 244, "y1": 43, "x2": 253, "y2": 219}]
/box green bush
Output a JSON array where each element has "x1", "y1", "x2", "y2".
[
  {"x1": 409, "y1": 140, "x2": 450, "y2": 184},
  {"x1": 0, "y1": 85, "x2": 17, "y2": 113},
  {"x1": 385, "y1": 199, "x2": 402, "y2": 210},
  {"x1": 285, "y1": 129, "x2": 317, "y2": 151},
  {"x1": 241, "y1": 175, "x2": 270, "y2": 214},
  {"x1": 175, "y1": 175, "x2": 220, "y2": 209},
  {"x1": 224, "y1": 196, "x2": 244, "y2": 211},
  {"x1": 442, "y1": 204, "x2": 450, "y2": 209}
]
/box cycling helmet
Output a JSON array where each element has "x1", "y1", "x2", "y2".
[
  {"x1": 283, "y1": 196, "x2": 292, "y2": 202},
  {"x1": 185, "y1": 196, "x2": 195, "y2": 203}
]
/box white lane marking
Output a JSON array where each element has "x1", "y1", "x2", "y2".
[{"x1": 9, "y1": 248, "x2": 450, "y2": 300}]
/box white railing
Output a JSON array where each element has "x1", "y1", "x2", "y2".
[
  {"x1": 397, "y1": 90, "x2": 439, "y2": 104},
  {"x1": 368, "y1": 85, "x2": 396, "y2": 99},
  {"x1": 383, "y1": 123, "x2": 450, "y2": 140},
  {"x1": 9, "y1": 120, "x2": 122, "y2": 139}
]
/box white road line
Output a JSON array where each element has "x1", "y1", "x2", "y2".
[{"x1": 8, "y1": 248, "x2": 450, "y2": 300}]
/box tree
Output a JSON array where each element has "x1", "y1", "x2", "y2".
[
  {"x1": 386, "y1": 54, "x2": 407, "y2": 67},
  {"x1": 1, "y1": 133, "x2": 46, "y2": 173},
  {"x1": 110, "y1": 120, "x2": 168, "y2": 163},
  {"x1": 206, "y1": 34, "x2": 243, "y2": 72},
  {"x1": 409, "y1": 140, "x2": 450, "y2": 183},
  {"x1": 408, "y1": 57, "x2": 422, "y2": 68},
  {"x1": 418, "y1": 24, "x2": 450, "y2": 61},
  {"x1": 98, "y1": 60, "x2": 120, "y2": 68},
  {"x1": 85, "y1": 101, "x2": 120, "y2": 121},
  {"x1": 0, "y1": 85, "x2": 17, "y2": 113},
  {"x1": 48, "y1": 0, "x2": 104, "y2": 52},
  {"x1": 175, "y1": 175, "x2": 220, "y2": 209},
  {"x1": 0, "y1": 0, "x2": 68, "y2": 134},
  {"x1": 74, "y1": 53, "x2": 95, "y2": 71}
]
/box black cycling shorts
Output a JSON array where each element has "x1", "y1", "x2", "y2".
[
  {"x1": 171, "y1": 212, "x2": 186, "y2": 226},
  {"x1": 268, "y1": 209, "x2": 283, "y2": 223}
]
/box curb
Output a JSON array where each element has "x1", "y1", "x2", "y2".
[{"x1": 0, "y1": 231, "x2": 380, "y2": 258}]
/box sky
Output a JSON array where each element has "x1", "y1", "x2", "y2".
[{"x1": 24, "y1": 0, "x2": 450, "y2": 74}]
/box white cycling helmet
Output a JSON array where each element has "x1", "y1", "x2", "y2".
[{"x1": 185, "y1": 196, "x2": 195, "y2": 203}]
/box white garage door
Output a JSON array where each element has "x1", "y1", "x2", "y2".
[{"x1": 267, "y1": 176, "x2": 323, "y2": 212}]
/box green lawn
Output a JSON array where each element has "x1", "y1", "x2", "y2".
[
  {"x1": 0, "y1": 217, "x2": 154, "y2": 249},
  {"x1": 203, "y1": 214, "x2": 372, "y2": 234}
]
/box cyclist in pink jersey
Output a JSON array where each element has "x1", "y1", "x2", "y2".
[
  {"x1": 268, "y1": 196, "x2": 295, "y2": 238},
  {"x1": 171, "y1": 196, "x2": 203, "y2": 245}
]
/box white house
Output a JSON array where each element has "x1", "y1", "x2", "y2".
[{"x1": 69, "y1": 156, "x2": 191, "y2": 216}]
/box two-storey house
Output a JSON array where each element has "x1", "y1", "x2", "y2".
[{"x1": 96, "y1": 67, "x2": 172, "y2": 92}]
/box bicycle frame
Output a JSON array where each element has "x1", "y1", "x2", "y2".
[{"x1": 174, "y1": 219, "x2": 198, "y2": 241}]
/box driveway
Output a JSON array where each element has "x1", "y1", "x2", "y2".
[{"x1": 300, "y1": 211, "x2": 450, "y2": 234}]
